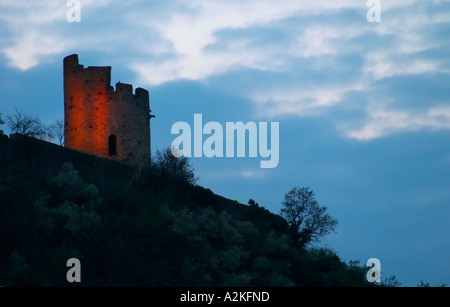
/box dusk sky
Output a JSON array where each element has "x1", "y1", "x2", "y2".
[{"x1": 1, "y1": 0, "x2": 449, "y2": 286}]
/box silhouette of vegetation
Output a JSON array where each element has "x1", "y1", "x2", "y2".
[
  {"x1": 0, "y1": 112, "x2": 4, "y2": 134},
  {"x1": 417, "y1": 280, "x2": 447, "y2": 287},
  {"x1": 0, "y1": 140, "x2": 386, "y2": 286},
  {"x1": 6, "y1": 109, "x2": 53, "y2": 140},
  {"x1": 138, "y1": 147, "x2": 198, "y2": 191},
  {"x1": 280, "y1": 187, "x2": 338, "y2": 247},
  {"x1": 49, "y1": 119, "x2": 64, "y2": 146},
  {"x1": 153, "y1": 147, "x2": 197, "y2": 185},
  {"x1": 381, "y1": 275, "x2": 401, "y2": 287},
  {"x1": 5, "y1": 110, "x2": 72, "y2": 146},
  {"x1": 248, "y1": 199, "x2": 259, "y2": 208}
]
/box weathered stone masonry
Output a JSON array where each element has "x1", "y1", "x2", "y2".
[{"x1": 64, "y1": 54, "x2": 153, "y2": 169}]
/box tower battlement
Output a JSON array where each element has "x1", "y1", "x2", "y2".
[{"x1": 64, "y1": 54, "x2": 152, "y2": 169}]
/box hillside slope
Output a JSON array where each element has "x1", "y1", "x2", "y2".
[{"x1": 0, "y1": 134, "x2": 371, "y2": 286}]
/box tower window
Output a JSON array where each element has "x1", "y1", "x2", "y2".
[{"x1": 108, "y1": 135, "x2": 117, "y2": 156}]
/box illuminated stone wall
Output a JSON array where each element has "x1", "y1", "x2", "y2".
[{"x1": 64, "y1": 54, "x2": 151, "y2": 169}]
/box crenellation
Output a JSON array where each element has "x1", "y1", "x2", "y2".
[
  {"x1": 135, "y1": 87, "x2": 148, "y2": 98},
  {"x1": 115, "y1": 82, "x2": 133, "y2": 94},
  {"x1": 63, "y1": 54, "x2": 82, "y2": 72}
]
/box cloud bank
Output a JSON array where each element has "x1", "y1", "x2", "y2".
[{"x1": 1, "y1": 0, "x2": 449, "y2": 140}]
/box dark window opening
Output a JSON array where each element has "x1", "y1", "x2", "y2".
[{"x1": 108, "y1": 135, "x2": 117, "y2": 156}]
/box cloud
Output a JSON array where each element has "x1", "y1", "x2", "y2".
[
  {"x1": 4, "y1": 31, "x2": 70, "y2": 70},
  {"x1": 0, "y1": 0, "x2": 449, "y2": 140},
  {"x1": 363, "y1": 54, "x2": 443, "y2": 80},
  {"x1": 0, "y1": 0, "x2": 113, "y2": 70},
  {"x1": 240, "y1": 170, "x2": 266, "y2": 179},
  {"x1": 198, "y1": 168, "x2": 267, "y2": 181},
  {"x1": 250, "y1": 83, "x2": 365, "y2": 117},
  {"x1": 346, "y1": 105, "x2": 450, "y2": 140}
]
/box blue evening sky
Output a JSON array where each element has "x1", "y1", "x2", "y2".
[{"x1": 0, "y1": 0, "x2": 449, "y2": 286}]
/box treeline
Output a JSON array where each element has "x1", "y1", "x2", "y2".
[
  {"x1": 0, "y1": 146, "x2": 380, "y2": 286},
  {"x1": 0, "y1": 109, "x2": 64, "y2": 145}
]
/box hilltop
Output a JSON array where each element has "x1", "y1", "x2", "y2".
[{"x1": 0, "y1": 134, "x2": 372, "y2": 286}]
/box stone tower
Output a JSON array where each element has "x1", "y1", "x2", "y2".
[{"x1": 64, "y1": 54, "x2": 153, "y2": 169}]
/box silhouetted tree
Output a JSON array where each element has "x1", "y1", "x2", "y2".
[
  {"x1": 6, "y1": 108, "x2": 53, "y2": 140},
  {"x1": 47, "y1": 162, "x2": 101, "y2": 234},
  {"x1": 248, "y1": 199, "x2": 259, "y2": 207},
  {"x1": 151, "y1": 147, "x2": 198, "y2": 185},
  {"x1": 280, "y1": 187, "x2": 338, "y2": 247},
  {"x1": 382, "y1": 275, "x2": 401, "y2": 287},
  {"x1": 7, "y1": 250, "x2": 34, "y2": 286},
  {"x1": 0, "y1": 112, "x2": 4, "y2": 134},
  {"x1": 50, "y1": 119, "x2": 64, "y2": 145},
  {"x1": 417, "y1": 280, "x2": 447, "y2": 287}
]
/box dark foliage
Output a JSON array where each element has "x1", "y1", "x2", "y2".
[
  {"x1": 280, "y1": 187, "x2": 338, "y2": 247},
  {"x1": 0, "y1": 147, "x2": 375, "y2": 286},
  {"x1": 0, "y1": 113, "x2": 4, "y2": 135}
]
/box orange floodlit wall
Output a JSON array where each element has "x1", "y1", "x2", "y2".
[{"x1": 64, "y1": 54, "x2": 152, "y2": 169}]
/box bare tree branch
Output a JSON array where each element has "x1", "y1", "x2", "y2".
[
  {"x1": 0, "y1": 112, "x2": 4, "y2": 134},
  {"x1": 6, "y1": 108, "x2": 53, "y2": 140},
  {"x1": 50, "y1": 119, "x2": 64, "y2": 145}
]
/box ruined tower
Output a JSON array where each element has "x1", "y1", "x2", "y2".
[{"x1": 64, "y1": 54, "x2": 153, "y2": 169}]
